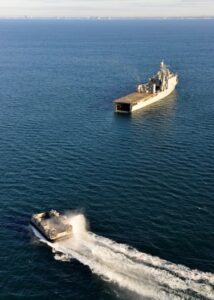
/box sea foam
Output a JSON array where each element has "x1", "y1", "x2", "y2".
[{"x1": 36, "y1": 213, "x2": 214, "y2": 300}]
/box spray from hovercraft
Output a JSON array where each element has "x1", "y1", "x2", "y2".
[{"x1": 66, "y1": 211, "x2": 88, "y2": 238}]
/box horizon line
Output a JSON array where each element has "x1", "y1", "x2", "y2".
[{"x1": 0, "y1": 16, "x2": 214, "y2": 20}]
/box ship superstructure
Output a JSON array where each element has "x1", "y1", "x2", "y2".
[{"x1": 114, "y1": 61, "x2": 178, "y2": 113}]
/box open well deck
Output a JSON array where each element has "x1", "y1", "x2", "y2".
[{"x1": 114, "y1": 92, "x2": 153, "y2": 112}]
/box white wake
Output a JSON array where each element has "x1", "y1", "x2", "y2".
[{"x1": 33, "y1": 213, "x2": 214, "y2": 300}]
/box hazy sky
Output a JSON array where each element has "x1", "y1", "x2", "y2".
[{"x1": 0, "y1": 0, "x2": 213, "y2": 18}]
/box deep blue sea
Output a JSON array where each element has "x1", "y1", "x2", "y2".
[{"x1": 0, "y1": 20, "x2": 214, "y2": 300}]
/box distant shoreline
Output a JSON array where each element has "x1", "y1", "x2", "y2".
[{"x1": 0, "y1": 16, "x2": 213, "y2": 21}]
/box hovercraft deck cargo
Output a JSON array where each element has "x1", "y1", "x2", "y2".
[{"x1": 30, "y1": 210, "x2": 72, "y2": 242}]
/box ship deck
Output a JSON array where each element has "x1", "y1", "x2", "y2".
[{"x1": 114, "y1": 92, "x2": 153, "y2": 104}]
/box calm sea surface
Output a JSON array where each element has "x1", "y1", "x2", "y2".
[{"x1": 0, "y1": 20, "x2": 213, "y2": 299}]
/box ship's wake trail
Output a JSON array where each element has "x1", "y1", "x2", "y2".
[{"x1": 41, "y1": 213, "x2": 214, "y2": 300}]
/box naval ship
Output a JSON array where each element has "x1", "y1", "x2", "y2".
[{"x1": 114, "y1": 61, "x2": 178, "y2": 113}]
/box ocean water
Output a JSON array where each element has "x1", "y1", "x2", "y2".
[{"x1": 0, "y1": 20, "x2": 213, "y2": 300}]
